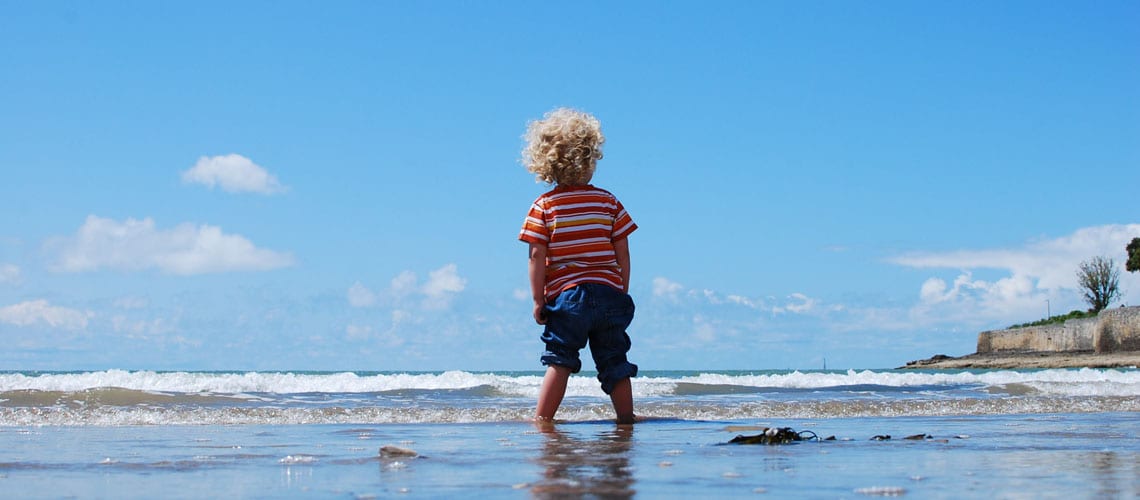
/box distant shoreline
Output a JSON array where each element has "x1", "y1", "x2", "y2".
[{"x1": 901, "y1": 351, "x2": 1140, "y2": 370}]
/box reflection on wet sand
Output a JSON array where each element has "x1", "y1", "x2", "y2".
[{"x1": 531, "y1": 422, "x2": 636, "y2": 498}]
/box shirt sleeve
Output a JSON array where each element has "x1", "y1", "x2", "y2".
[
  {"x1": 611, "y1": 198, "x2": 637, "y2": 240},
  {"x1": 519, "y1": 199, "x2": 550, "y2": 244}
]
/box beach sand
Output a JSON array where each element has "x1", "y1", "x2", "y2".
[{"x1": 902, "y1": 351, "x2": 1140, "y2": 369}]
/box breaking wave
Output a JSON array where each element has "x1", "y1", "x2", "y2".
[{"x1": 2, "y1": 368, "x2": 1137, "y2": 426}]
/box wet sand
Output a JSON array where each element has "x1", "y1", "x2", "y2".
[
  {"x1": 902, "y1": 351, "x2": 1140, "y2": 369},
  {"x1": 3, "y1": 415, "x2": 1138, "y2": 498}
]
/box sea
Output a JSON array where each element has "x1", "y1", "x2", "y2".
[{"x1": 2, "y1": 368, "x2": 1138, "y2": 498}]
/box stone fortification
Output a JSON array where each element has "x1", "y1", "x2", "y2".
[
  {"x1": 977, "y1": 306, "x2": 1140, "y2": 354},
  {"x1": 1094, "y1": 306, "x2": 1140, "y2": 352}
]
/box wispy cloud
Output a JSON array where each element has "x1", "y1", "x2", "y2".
[
  {"x1": 652, "y1": 277, "x2": 684, "y2": 300},
  {"x1": 111, "y1": 315, "x2": 176, "y2": 339},
  {"x1": 0, "y1": 300, "x2": 91, "y2": 331},
  {"x1": 891, "y1": 224, "x2": 1140, "y2": 290},
  {"x1": 347, "y1": 264, "x2": 468, "y2": 310},
  {"x1": 650, "y1": 275, "x2": 822, "y2": 316},
  {"x1": 423, "y1": 264, "x2": 466, "y2": 297},
  {"x1": 772, "y1": 293, "x2": 817, "y2": 314},
  {"x1": 890, "y1": 223, "x2": 1140, "y2": 324},
  {"x1": 347, "y1": 282, "x2": 377, "y2": 307},
  {"x1": 47, "y1": 215, "x2": 295, "y2": 275},
  {"x1": 643, "y1": 223, "x2": 1139, "y2": 352},
  {"x1": 390, "y1": 271, "x2": 419, "y2": 298},
  {"x1": 345, "y1": 324, "x2": 374, "y2": 340},
  {"x1": 181, "y1": 154, "x2": 287, "y2": 194},
  {"x1": 0, "y1": 264, "x2": 20, "y2": 285},
  {"x1": 345, "y1": 322, "x2": 405, "y2": 347},
  {"x1": 421, "y1": 264, "x2": 467, "y2": 309}
]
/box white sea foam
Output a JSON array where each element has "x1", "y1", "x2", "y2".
[
  {"x1": 279, "y1": 455, "x2": 317, "y2": 465},
  {"x1": 2, "y1": 396, "x2": 1137, "y2": 426},
  {"x1": 695, "y1": 369, "x2": 1137, "y2": 397},
  {"x1": 1, "y1": 368, "x2": 1137, "y2": 399}
]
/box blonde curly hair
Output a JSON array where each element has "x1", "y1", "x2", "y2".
[{"x1": 521, "y1": 108, "x2": 605, "y2": 185}]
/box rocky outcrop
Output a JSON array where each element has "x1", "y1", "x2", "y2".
[
  {"x1": 902, "y1": 306, "x2": 1140, "y2": 369},
  {"x1": 902, "y1": 351, "x2": 1140, "y2": 369}
]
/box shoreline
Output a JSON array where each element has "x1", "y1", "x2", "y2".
[{"x1": 901, "y1": 351, "x2": 1140, "y2": 370}]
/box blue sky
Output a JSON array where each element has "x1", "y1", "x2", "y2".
[{"x1": 2, "y1": 1, "x2": 1138, "y2": 371}]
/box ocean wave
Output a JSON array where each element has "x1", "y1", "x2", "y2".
[
  {"x1": 2, "y1": 397, "x2": 1136, "y2": 426},
  {"x1": 0, "y1": 388, "x2": 264, "y2": 407},
  {"x1": 2, "y1": 368, "x2": 1138, "y2": 399}
]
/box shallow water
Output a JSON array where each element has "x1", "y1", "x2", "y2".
[
  {"x1": 1, "y1": 414, "x2": 1137, "y2": 498},
  {"x1": 1, "y1": 369, "x2": 1138, "y2": 498}
]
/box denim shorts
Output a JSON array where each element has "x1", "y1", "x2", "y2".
[{"x1": 540, "y1": 283, "x2": 638, "y2": 394}]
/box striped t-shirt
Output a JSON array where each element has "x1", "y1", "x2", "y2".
[{"x1": 519, "y1": 185, "x2": 638, "y2": 301}]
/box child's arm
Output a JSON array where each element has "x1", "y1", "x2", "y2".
[
  {"x1": 528, "y1": 241, "x2": 548, "y2": 324},
  {"x1": 614, "y1": 237, "x2": 631, "y2": 293}
]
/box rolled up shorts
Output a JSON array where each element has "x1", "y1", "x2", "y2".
[{"x1": 540, "y1": 282, "x2": 638, "y2": 394}]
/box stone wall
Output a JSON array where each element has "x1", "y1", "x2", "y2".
[
  {"x1": 977, "y1": 306, "x2": 1140, "y2": 354},
  {"x1": 977, "y1": 318, "x2": 1097, "y2": 353},
  {"x1": 1094, "y1": 306, "x2": 1140, "y2": 353}
]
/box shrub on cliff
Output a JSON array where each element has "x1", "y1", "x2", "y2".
[
  {"x1": 1077, "y1": 256, "x2": 1120, "y2": 312},
  {"x1": 1010, "y1": 309, "x2": 1096, "y2": 329},
  {"x1": 1127, "y1": 237, "x2": 1140, "y2": 273}
]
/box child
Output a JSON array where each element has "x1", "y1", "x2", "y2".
[{"x1": 518, "y1": 108, "x2": 639, "y2": 424}]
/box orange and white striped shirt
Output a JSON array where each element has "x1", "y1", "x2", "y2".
[{"x1": 520, "y1": 185, "x2": 637, "y2": 301}]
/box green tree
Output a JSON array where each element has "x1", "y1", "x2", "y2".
[
  {"x1": 1127, "y1": 237, "x2": 1140, "y2": 273},
  {"x1": 1077, "y1": 256, "x2": 1120, "y2": 312}
]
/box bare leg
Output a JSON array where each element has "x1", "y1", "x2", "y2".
[
  {"x1": 608, "y1": 377, "x2": 635, "y2": 424},
  {"x1": 535, "y1": 365, "x2": 572, "y2": 421}
]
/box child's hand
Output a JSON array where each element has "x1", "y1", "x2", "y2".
[{"x1": 533, "y1": 302, "x2": 547, "y2": 325}]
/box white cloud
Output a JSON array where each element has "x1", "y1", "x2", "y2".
[
  {"x1": 652, "y1": 277, "x2": 683, "y2": 299},
  {"x1": 423, "y1": 264, "x2": 466, "y2": 297},
  {"x1": 918, "y1": 277, "x2": 950, "y2": 304},
  {"x1": 391, "y1": 271, "x2": 418, "y2": 297},
  {"x1": 891, "y1": 224, "x2": 1140, "y2": 291},
  {"x1": 699, "y1": 289, "x2": 722, "y2": 305},
  {"x1": 903, "y1": 271, "x2": 1051, "y2": 327},
  {"x1": 892, "y1": 223, "x2": 1140, "y2": 323},
  {"x1": 346, "y1": 264, "x2": 467, "y2": 310},
  {"x1": 651, "y1": 275, "x2": 822, "y2": 316},
  {"x1": 181, "y1": 154, "x2": 287, "y2": 194},
  {"x1": 47, "y1": 215, "x2": 295, "y2": 275},
  {"x1": 726, "y1": 295, "x2": 757, "y2": 308},
  {"x1": 347, "y1": 282, "x2": 377, "y2": 308},
  {"x1": 774, "y1": 293, "x2": 817, "y2": 314},
  {"x1": 111, "y1": 315, "x2": 175, "y2": 338},
  {"x1": 0, "y1": 300, "x2": 91, "y2": 330},
  {"x1": 0, "y1": 264, "x2": 20, "y2": 285},
  {"x1": 345, "y1": 321, "x2": 406, "y2": 347},
  {"x1": 421, "y1": 264, "x2": 466, "y2": 309}
]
